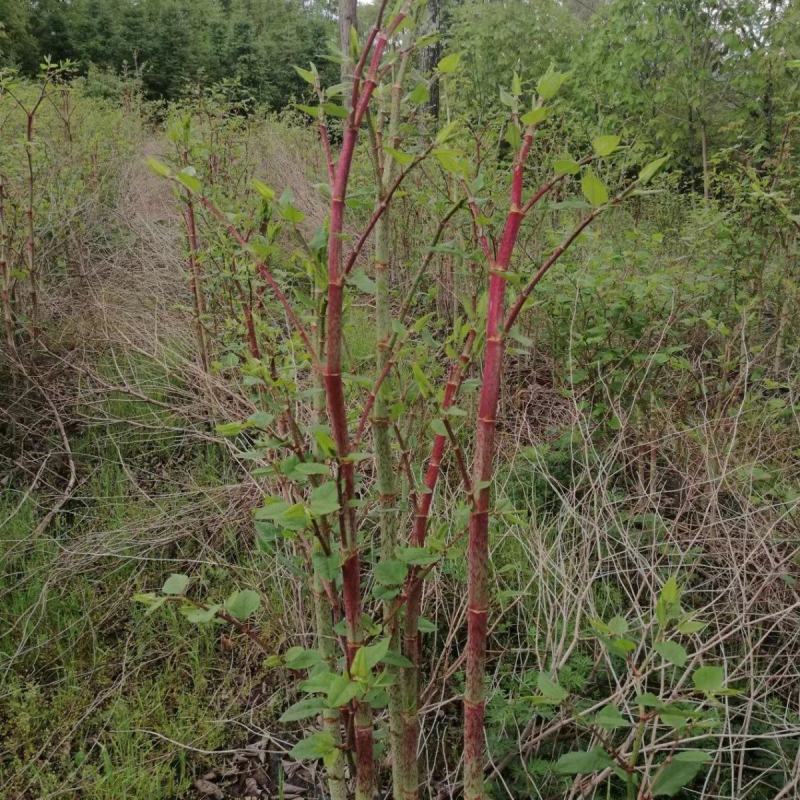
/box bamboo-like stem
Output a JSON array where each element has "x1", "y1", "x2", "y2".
[
  {"x1": 313, "y1": 554, "x2": 348, "y2": 800},
  {"x1": 462, "y1": 134, "x2": 633, "y2": 796},
  {"x1": 352, "y1": 199, "x2": 466, "y2": 449},
  {"x1": 183, "y1": 196, "x2": 210, "y2": 372},
  {"x1": 372, "y1": 46, "x2": 412, "y2": 800},
  {"x1": 463, "y1": 125, "x2": 534, "y2": 800},
  {"x1": 24, "y1": 111, "x2": 38, "y2": 339},
  {"x1": 324, "y1": 9, "x2": 407, "y2": 797},
  {"x1": 0, "y1": 178, "x2": 15, "y2": 351},
  {"x1": 4, "y1": 79, "x2": 50, "y2": 341},
  {"x1": 310, "y1": 299, "x2": 348, "y2": 800},
  {"x1": 237, "y1": 262, "x2": 261, "y2": 360},
  {"x1": 401, "y1": 328, "x2": 475, "y2": 800}
]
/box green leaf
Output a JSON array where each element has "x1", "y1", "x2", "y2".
[
  {"x1": 145, "y1": 157, "x2": 171, "y2": 178},
  {"x1": 555, "y1": 748, "x2": 614, "y2": 774},
  {"x1": 285, "y1": 646, "x2": 324, "y2": 670},
  {"x1": 295, "y1": 462, "x2": 330, "y2": 476},
  {"x1": 434, "y1": 148, "x2": 468, "y2": 177},
  {"x1": 594, "y1": 704, "x2": 630, "y2": 729},
  {"x1": 280, "y1": 697, "x2": 326, "y2": 722},
  {"x1": 408, "y1": 82, "x2": 430, "y2": 104},
  {"x1": 430, "y1": 418, "x2": 447, "y2": 436},
  {"x1": 224, "y1": 589, "x2": 260, "y2": 620},
  {"x1": 381, "y1": 649, "x2": 414, "y2": 667},
  {"x1": 321, "y1": 102, "x2": 347, "y2": 119},
  {"x1": 293, "y1": 65, "x2": 316, "y2": 85},
  {"x1": 300, "y1": 669, "x2": 337, "y2": 693},
  {"x1": 554, "y1": 156, "x2": 580, "y2": 175},
  {"x1": 412, "y1": 363, "x2": 433, "y2": 398},
  {"x1": 537, "y1": 64, "x2": 570, "y2": 100},
  {"x1": 693, "y1": 666, "x2": 724, "y2": 695},
  {"x1": 361, "y1": 637, "x2": 391, "y2": 669},
  {"x1": 635, "y1": 692, "x2": 665, "y2": 709},
  {"x1": 505, "y1": 121, "x2": 521, "y2": 149},
  {"x1": 216, "y1": 421, "x2": 244, "y2": 437},
  {"x1": 294, "y1": 103, "x2": 320, "y2": 119},
  {"x1": 661, "y1": 575, "x2": 681, "y2": 604},
  {"x1": 384, "y1": 146, "x2": 415, "y2": 166},
  {"x1": 312, "y1": 550, "x2": 341, "y2": 581},
  {"x1": 655, "y1": 640, "x2": 688, "y2": 667},
  {"x1": 133, "y1": 593, "x2": 166, "y2": 615},
  {"x1": 247, "y1": 411, "x2": 274, "y2": 428},
  {"x1": 676, "y1": 619, "x2": 706, "y2": 635},
  {"x1": 254, "y1": 499, "x2": 291, "y2": 521},
  {"x1": 253, "y1": 179, "x2": 276, "y2": 201},
  {"x1": 499, "y1": 88, "x2": 517, "y2": 108},
  {"x1": 581, "y1": 169, "x2": 608, "y2": 206},
  {"x1": 175, "y1": 167, "x2": 200, "y2": 193},
  {"x1": 417, "y1": 616, "x2": 436, "y2": 633},
  {"x1": 601, "y1": 635, "x2": 637, "y2": 657},
  {"x1": 638, "y1": 155, "x2": 670, "y2": 184},
  {"x1": 437, "y1": 53, "x2": 461, "y2": 74},
  {"x1": 592, "y1": 135, "x2": 621, "y2": 157},
  {"x1": 313, "y1": 429, "x2": 337, "y2": 457},
  {"x1": 279, "y1": 204, "x2": 305, "y2": 224},
  {"x1": 537, "y1": 672, "x2": 568, "y2": 703},
  {"x1": 375, "y1": 559, "x2": 408, "y2": 586},
  {"x1": 656, "y1": 575, "x2": 682, "y2": 625},
  {"x1": 308, "y1": 482, "x2": 340, "y2": 517},
  {"x1": 350, "y1": 268, "x2": 377, "y2": 294},
  {"x1": 349, "y1": 646, "x2": 369, "y2": 681},
  {"x1": 327, "y1": 674, "x2": 361, "y2": 706},
  {"x1": 181, "y1": 604, "x2": 220, "y2": 623},
  {"x1": 279, "y1": 503, "x2": 309, "y2": 531},
  {"x1": 289, "y1": 731, "x2": 336, "y2": 761},
  {"x1": 651, "y1": 751, "x2": 711, "y2": 796},
  {"x1": 162, "y1": 573, "x2": 190, "y2": 596},
  {"x1": 435, "y1": 120, "x2": 459, "y2": 144},
  {"x1": 607, "y1": 616, "x2": 628, "y2": 636}
]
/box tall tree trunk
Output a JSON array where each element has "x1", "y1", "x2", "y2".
[{"x1": 420, "y1": 0, "x2": 441, "y2": 120}]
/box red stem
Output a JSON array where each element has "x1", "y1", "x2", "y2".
[
  {"x1": 463, "y1": 128, "x2": 534, "y2": 800},
  {"x1": 401, "y1": 330, "x2": 475, "y2": 798},
  {"x1": 322, "y1": 11, "x2": 406, "y2": 797}
]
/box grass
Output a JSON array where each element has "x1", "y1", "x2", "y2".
[{"x1": 0, "y1": 389, "x2": 280, "y2": 799}]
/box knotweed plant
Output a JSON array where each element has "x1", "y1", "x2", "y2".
[{"x1": 138, "y1": 3, "x2": 683, "y2": 798}]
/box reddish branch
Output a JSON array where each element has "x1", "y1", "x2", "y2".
[
  {"x1": 322, "y1": 6, "x2": 410, "y2": 798},
  {"x1": 195, "y1": 194, "x2": 321, "y2": 370},
  {"x1": 463, "y1": 122, "x2": 542, "y2": 799},
  {"x1": 400, "y1": 329, "x2": 475, "y2": 799},
  {"x1": 462, "y1": 129, "x2": 632, "y2": 797}
]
